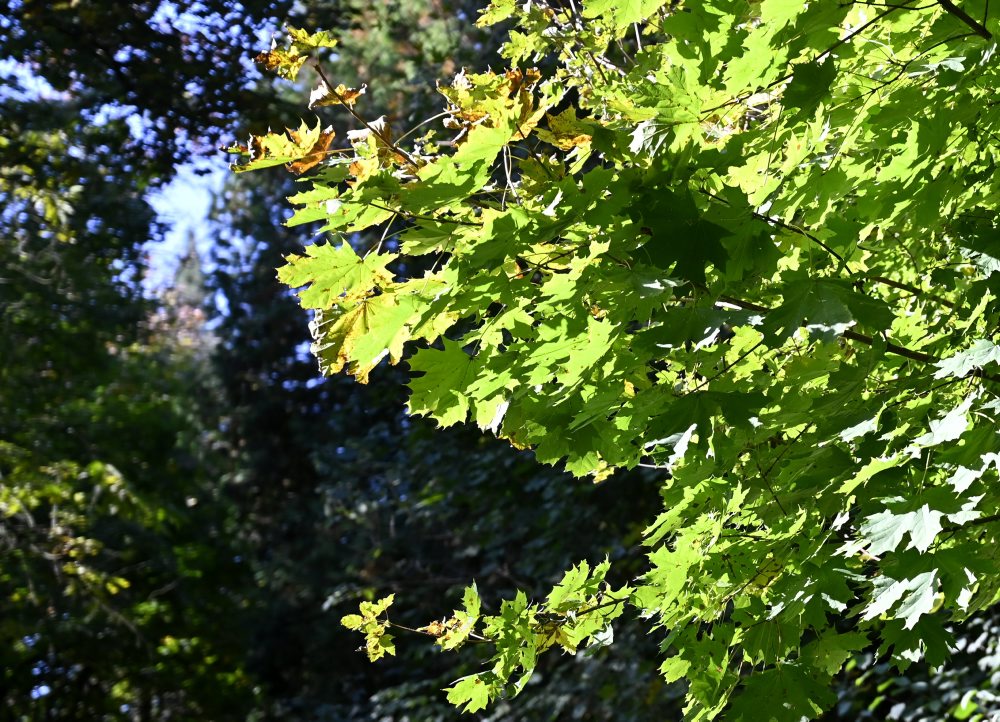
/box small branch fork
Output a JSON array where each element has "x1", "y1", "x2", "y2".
[
  {"x1": 312, "y1": 59, "x2": 422, "y2": 170},
  {"x1": 386, "y1": 593, "x2": 630, "y2": 645},
  {"x1": 936, "y1": 0, "x2": 993, "y2": 38},
  {"x1": 706, "y1": 0, "x2": 992, "y2": 121}
]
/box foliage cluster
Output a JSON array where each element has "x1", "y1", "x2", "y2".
[
  {"x1": 242, "y1": 1, "x2": 1000, "y2": 718},
  {"x1": 3, "y1": 1, "x2": 671, "y2": 718},
  {"x1": 5, "y1": 0, "x2": 1000, "y2": 719}
]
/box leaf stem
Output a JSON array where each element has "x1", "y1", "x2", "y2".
[
  {"x1": 312, "y1": 59, "x2": 422, "y2": 169},
  {"x1": 367, "y1": 201, "x2": 482, "y2": 227},
  {"x1": 864, "y1": 275, "x2": 955, "y2": 308},
  {"x1": 387, "y1": 620, "x2": 492, "y2": 644}
]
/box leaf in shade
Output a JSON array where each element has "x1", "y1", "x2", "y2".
[{"x1": 783, "y1": 57, "x2": 836, "y2": 116}]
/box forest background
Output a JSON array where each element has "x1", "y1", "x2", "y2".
[{"x1": 1, "y1": 0, "x2": 999, "y2": 720}]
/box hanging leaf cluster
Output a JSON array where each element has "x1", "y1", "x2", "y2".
[{"x1": 238, "y1": 2, "x2": 1000, "y2": 718}]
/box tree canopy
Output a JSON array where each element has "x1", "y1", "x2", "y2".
[
  {"x1": 4, "y1": 1, "x2": 673, "y2": 718},
  {"x1": 240, "y1": 1, "x2": 1000, "y2": 719}
]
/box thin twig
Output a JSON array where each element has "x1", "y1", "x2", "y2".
[
  {"x1": 840, "y1": 1, "x2": 936, "y2": 8},
  {"x1": 698, "y1": 188, "x2": 845, "y2": 265},
  {"x1": 866, "y1": 275, "x2": 955, "y2": 308},
  {"x1": 716, "y1": 295, "x2": 1000, "y2": 381},
  {"x1": 687, "y1": 340, "x2": 766, "y2": 394},
  {"x1": 367, "y1": 201, "x2": 482, "y2": 227},
  {"x1": 388, "y1": 621, "x2": 492, "y2": 644},
  {"x1": 312, "y1": 60, "x2": 422, "y2": 169},
  {"x1": 395, "y1": 111, "x2": 451, "y2": 144}
]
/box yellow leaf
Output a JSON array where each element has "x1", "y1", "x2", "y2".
[{"x1": 310, "y1": 81, "x2": 367, "y2": 109}]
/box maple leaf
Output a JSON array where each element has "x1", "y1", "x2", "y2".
[
  {"x1": 407, "y1": 340, "x2": 481, "y2": 427},
  {"x1": 536, "y1": 108, "x2": 594, "y2": 150},
  {"x1": 800, "y1": 632, "x2": 870, "y2": 676},
  {"x1": 340, "y1": 594, "x2": 396, "y2": 661},
  {"x1": 859, "y1": 504, "x2": 945, "y2": 556},
  {"x1": 763, "y1": 278, "x2": 892, "y2": 343},
  {"x1": 934, "y1": 339, "x2": 1000, "y2": 378},
  {"x1": 310, "y1": 293, "x2": 418, "y2": 383},
  {"x1": 727, "y1": 664, "x2": 835, "y2": 721},
  {"x1": 254, "y1": 26, "x2": 337, "y2": 80},
  {"x1": 234, "y1": 120, "x2": 334, "y2": 175},
  {"x1": 783, "y1": 57, "x2": 837, "y2": 117},
  {"x1": 287, "y1": 124, "x2": 336, "y2": 174},
  {"x1": 285, "y1": 26, "x2": 338, "y2": 50},
  {"x1": 583, "y1": 0, "x2": 668, "y2": 31},
  {"x1": 309, "y1": 81, "x2": 367, "y2": 109},
  {"x1": 277, "y1": 242, "x2": 395, "y2": 309},
  {"x1": 438, "y1": 69, "x2": 542, "y2": 130},
  {"x1": 864, "y1": 571, "x2": 939, "y2": 630},
  {"x1": 254, "y1": 44, "x2": 307, "y2": 80},
  {"x1": 445, "y1": 674, "x2": 492, "y2": 713},
  {"x1": 436, "y1": 584, "x2": 481, "y2": 650}
]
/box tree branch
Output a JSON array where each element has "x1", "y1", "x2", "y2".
[
  {"x1": 943, "y1": 511, "x2": 1000, "y2": 534},
  {"x1": 865, "y1": 275, "x2": 955, "y2": 308},
  {"x1": 717, "y1": 295, "x2": 1000, "y2": 382},
  {"x1": 936, "y1": 0, "x2": 993, "y2": 38},
  {"x1": 311, "y1": 60, "x2": 422, "y2": 170}
]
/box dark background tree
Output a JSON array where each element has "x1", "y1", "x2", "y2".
[
  {"x1": 206, "y1": 3, "x2": 673, "y2": 716},
  {"x1": 0, "y1": 79, "x2": 256, "y2": 718}
]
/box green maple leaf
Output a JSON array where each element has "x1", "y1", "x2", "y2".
[
  {"x1": 863, "y1": 571, "x2": 938, "y2": 629},
  {"x1": 477, "y1": 0, "x2": 516, "y2": 27},
  {"x1": 254, "y1": 45, "x2": 308, "y2": 80},
  {"x1": 636, "y1": 189, "x2": 729, "y2": 285},
  {"x1": 310, "y1": 293, "x2": 416, "y2": 382},
  {"x1": 910, "y1": 398, "x2": 971, "y2": 448},
  {"x1": 764, "y1": 278, "x2": 892, "y2": 343},
  {"x1": 254, "y1": 26, "x2": 337, "y2": 80},
  {"x1": 800, "y1": 632, "x2": 869, "y2": 676},
  {"x1": 408, "y1": 340, "x2": 482, "y2": 427},
  {"x1": 341, "y1": 595, "x2": 396, "y2": 661},
  {"x1": 727, "y1": 664, "x2": 835, "y2": 721},
  {"x1": 436, "y1": 584, "x2": 482, "y2": 651},
  {"x1": 399, "y1": 223, "x2": 454, "y2": 255},
  {"x1": 583, "y1": 0, "x2": 667, "y2": 30},
  {"x1": 445, "y1": 674, "x2": 493, "y2": 713},
  {"x1": 783, "y1": 57, "x2": 836, "y2": 116},
  {"x1": 741, "y1": 618, "x2": 800, "y2": 665},
  {"x1": 934, "y1": 339, "x2": 1000, "y2": 378},
  {"x1": 879, "y1": 615, "x2": 955, "y2": 671},
  {"x1": 545, "y1": 559, "x2": 609, "y2": 612},
  {"x1": 278, "y1": 242, "x2": 395, "y2": 309},
  {"x1": 405, "y1": 125, "x2": 515, "y2": 212},
  {"x1": 859, "y1": 504, "x2": 944, "y2": 556}
]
